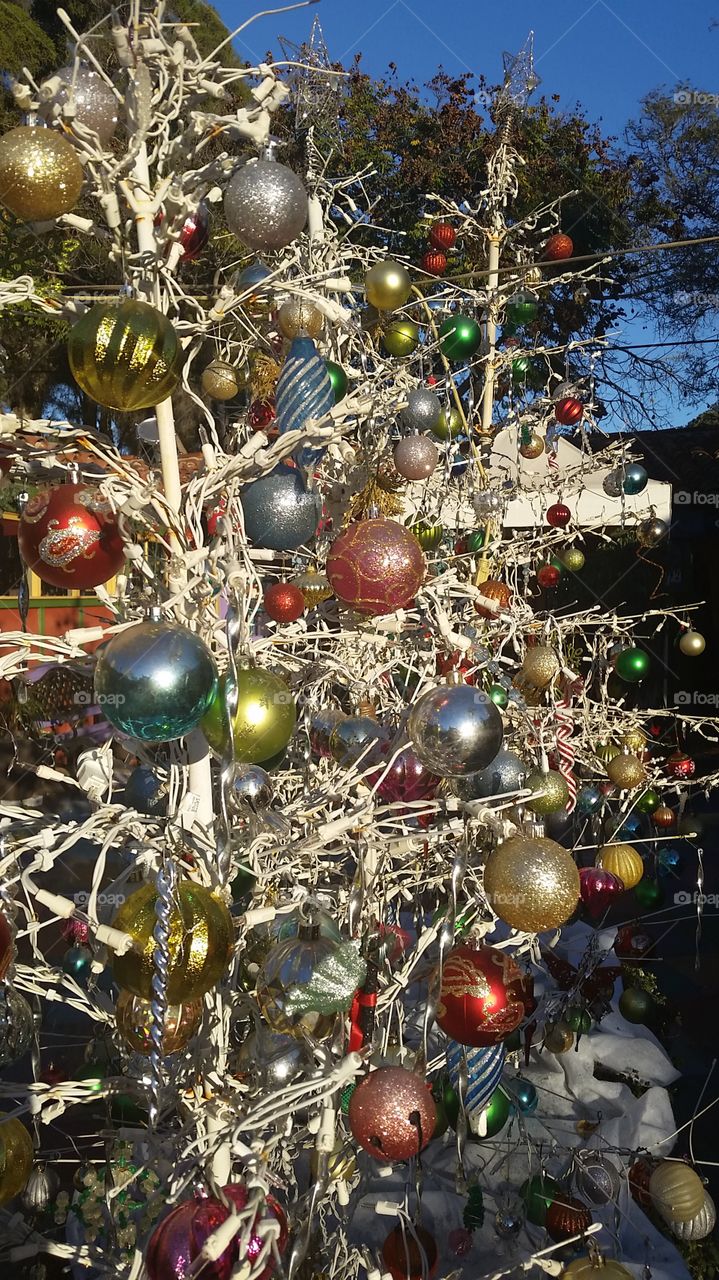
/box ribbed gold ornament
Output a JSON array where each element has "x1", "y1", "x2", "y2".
[
  {"x1": 68, "y1": 299, "x2": 183, "y2": 411},
  {"x1": 595, "y1": 843, "x2": 643, "y2": 890}
]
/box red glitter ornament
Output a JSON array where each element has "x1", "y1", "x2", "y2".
[
  {"x1": 18, "y1": 483, "x2": 124, "y2": 590},
  {"x1": 146, "y1": 1184, "x2": 288, "y2": 1280},
  {"x1": 546, "y1": 502, "x2": 571, "y2": 528},
  {"x1": 435, "y1": 944, "x2": 526, "y2": 1047},
  {"x1": 537, "y1": 563, "x2": 561, "y2": 589},
  {"x1": 0, "y1": 910, "x2": 12, "y2": 980},
  {"x1": 348, "y1": 1066, "x2": 436, "y2": 1161},
  {"x1": 63, "y1": 918, "x2": 90, "y2": 946},
  {"x1": 544, "y1": 232, "x2": 574, "y2": 262},
  {"x1": 263, "y1": 582, "x2": 305, "y2": 623},
  {"x1": 421, "y1": 249, "x2": 447, "y2": 276},
  {"x1": 652, "y1": 805, "x2": 676, "y2": 829},
  {"x1": 475, "y1": 578, "x2": 512, "y2": 618},
  {"x1": 429, "y1": 221, "x2": 456, "y2": 251},
  {"x1": 248, "y1": 399, "x2": 277, "y2": 430},
  {"x1": 554, "y1": 396, "x2": 584, "y2": 426},
  {"x1": 178, "y1": 202, "x2": 210, "y2": 261},
  {"x1": 665, "y1": 750, "x2": 696, "y2": 780},
  {"x1": 545, "y1": 1194, "x2": 592, "y2": 1242},
  {"x1": 382, "y1": 1224, "x2": 438, "y2": 1280},
  {"x1": 326, "y1": 517, "x2": 426, "y2": 617}
]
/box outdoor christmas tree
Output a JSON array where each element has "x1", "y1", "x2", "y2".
[{"x1": 0, "y1": 7, "x2": 714, "y2": 1280}]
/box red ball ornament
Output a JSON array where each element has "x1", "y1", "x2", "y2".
[
  {"x1": 248, "y1": 399, "x2": 277, "y2": 430},
  {"x1": 652, "y1": 805, "x2": 676, "y2": 829},
  {"x1": 546, "y1": 502, "x2": 571, "y2": 528},
  {"x1": 263, "y1": 582, "x2": 305, "y2": 623},
  {"x1": 545, "y1": 1194, "x2": 592, "y2": 1242},
  {"x1": 579, "y1": 867, "x2": 625, "y2": 919},
  {"x1": 421, "y1": 249, "x2": 447, "y2": 275},
  {"x1": 554, "y1": 396, "x2": 584, "y2": 426},
  {"x1": 371, "y1": 746, "x2": 439, "y2": 805},
  {"x1": 435, "y1": 944, "x2": 526, "y2": 1047},
  {"x1": 537, "y1": 563, "x2": 561, "y2": 589},
  {"x1": 436, "y1": 650, "x2": 476, "y2": 685},
  {"x1": 429, "y1": 221, "x2": 456, "y2": 251},
  {"x1": 614, "y1": 926, "x2": 653, "y2": 958},
  {"x1": 18, "y1": 483, "x2": 124, "y2": 590},
  {"x1": 665, "y1": 750, "x2": 696, "y2": 780},
  {"x1": 348, "y1": 1066, "x2": 436, "y2": 1161},
  {"x1": 146, "y1": 1184, "x2": 288, "y2": 1280},
  {"x1": 178, "y1": 202, "x2": 210, "y2": 261},
  {"x1": 382, "y1": 1224, "x2": 438, "y2": 1280},
  {"x1": 326, "y1": 517, "x2": 426, "y2": 617},
  {"x1": 544, "y1": 232, "x2": 574, "y2": 262}
]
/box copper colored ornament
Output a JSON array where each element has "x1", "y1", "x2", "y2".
[
  {"x1": 554, "y1": 396, "x2": 583, "y2": 426},
  {"x1": 421, "y1": 248, "x2": 447, "y2": 275},
  {"x1": 326, "y1": 517, "x2": 425, "y2": 616},
  {"x1": 18, "y1": 483, "x2": 124, "y2": 590},
  {"x1": 429, "y1": 221, "x2": 456, "y2": 250},
  {"x1": 291, "y1": 568, "x2": 333, "y2": 607},
  {"x1": 475, "y1": 578, "x2": 512, "y2": 618},
  {"x1": 665, "y1": 750, "x2": 695, "y2": 780},
  {"x1": 519, "y1": 433, "x2": 544, "y2": 459},
  {"x1": 263, "y1": 582, "x2": 305, "y2": 623},
  {"x1": 115, "y1": 990, "x2": 202, "y2": 1055},
  {"x1": 544, "y1": 232, "x2": 574, "y2": 261},
  {"x1": 544, "y1": 1021, "x2": 574, "y2": 1053},
  {"x1": 547, "y1": 502, "x2": 571, "y2": 528},
  {"x1": 606, "y1": 751, "x2": 646, "y2": 790},
  {"x1": 393, "y1": 434, "x2": 438, "y2": 481},
  {"x1": 435, "y1": 944, "x2": 526, "y2": 1047},
  {"x1": 652, "y1": 805, "x2": 676, "y2": 829},
  {"x1": 349, "y1": 1067, "x2": 436, "y2": 1161},
  {"x1": 382, "y1": 1224, "x2": 438, "y2": 1280},
  {"x1": 545, "y1": 1194, "x2": 592, "y2": 1242}
]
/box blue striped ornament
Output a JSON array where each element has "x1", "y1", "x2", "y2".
[
  {"x1": 276, "y1": 336, "x2": 335, "y2": 467},
  {"x1": 446, "y1": 1039, "x2": 505, "y2": 1122}
]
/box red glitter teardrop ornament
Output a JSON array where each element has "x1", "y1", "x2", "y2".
[
  {"x1": 348, "y1": 1067, "x2": 436, "y2": 1161},
  {"x1": 435, "y1": 944, "x2": 526, "y2": 1047},
  {"x1": 429, "y1": 222, "x2": 456, "y2": 251},
  {"x1": 547, "y1": 502, "x2": 571, "y2": 528},
  {"x1": 326, "y1": 518, "x2": 426, "y2": 617},
  {"x1": 544, "y1": 232, "x2": 574, "y2": 261},
  {"x1": 263, "y1": 582, "x2": 305, "y2": 623},
  {"x1": 382, "y1": 1224, "x2": 438, "y2": 1280},
  {"x1": 554, "y1": 396, "x2": 583, "y2": 426},
  {"x1": 421, "y1": 249, "x2": 447, "y2": 276},
  {"x1": 18, "y1": 483, "x2": 124, "y2": 590}
]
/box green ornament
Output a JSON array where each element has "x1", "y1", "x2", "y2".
[
  {"x1": 410, "y1": 521, "x2": 443, "y2": 551},
  {"x1": 466, "y1": 530, "x2": 485, "y2": 553},
  {"x1": 619, "y1": 986, "x2": 655, "y2": 1025},
  {"x1": 62, "y1": 944, "x2": 92, "y2": 981},
  {"x1": 340, "y1": 1082, "x2": 355, "y2": 1114},
  {"x1": 382, "y1": 319, "x2": 420, "y2": 357},
  {"x1": 463, "y1": 1184, "x2": 485, "y2": 1231},
  {"x1": 432, "y1": 1072, "x2": 459, "y2": 1134},
  {"x1": 560, "y1": 546, "x2": 586, "y2": 572},
  {"x1": 76, "y1": 1063, "x2": 104, "y2": 1093},
  {"x1": 521, "y1": 1174, "x2": 561, "y2": 1226},
  {"x1": 511, "y1": 355, "x2": 531, "y2": 383},
  {"x1": 506, "y1": 292, "x2": 538, "y2": 326},
  {"x1": 325, "y1": 359, "x2": 348, "y2": 402},
  {"x1": 391, "y1": 664, "x2": 420, "y2": 699},
  {"x1": 475, "y1": 1086, "x2": 511, "y2": 1139},
  {"x1": 636, "y1": 788, "x2": 660, "y2": 814},
  {"x1": 565, "y1": 1006, "x2": 592, "y2": 1034},
  {"x1": 550, "y1": 554, "x2": 566, "y2": 576},
  {"x1": 283, "y1": 940, "x2": 366, "y2": 1016},
  {"x1": 488, "y1": 684, "x2": 509, "y2": 709},
  {"x1": 231, "y1": 864, "x2": 256, "y2": 903},
  {"x1": 432, "y1": 406, "x2": 463, "y2": 440},
  {"x1": 635, "y1": 878, "x2": 664, "y2": 910},
  {"x1": 615, "y1": 647, "x2": 650, "y2": 682},
  {"x1": 439, "y1": 314, "x2": 482, "y2": 361}
]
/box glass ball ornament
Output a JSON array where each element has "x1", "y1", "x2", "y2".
[
  {"x1": 596, "y1": 842, "x2": 643, "y2": 889},
  {"x1": 495, "y1": 1198, "x2": 525, "y2": 1239},
  {"x1": 484, "y1": 835, "x2": 580, "y2": 932},
  {"x1": 546, "y1": 1195, "x2": 592, "y2": 1243},
  {"x1": 202, "y1": 669, "x2": 296, "y2": 763},
  {"x1": 554, "y1": 396, "x2": 584, "y2": 425},
  {"x1": 435, "y1": 944, "x2": 526, "y2": 1047},
  {"x1": 575, "y1": 1153, "x2": 621, "y2": 1205},
  {"x1": 544, "y1": 1020, "x2": 574, "y2": 1053},
  {"x1": 256, "y1": 930, "x2": 340, "y2": 1041},
  {"x1": 228, "y1": 763, "x2": 273, "y2": 814},
  {"x1": 240, "y1": 464, "x2": 321, "y2": 551},
  {"x1": 432, "y1": 405, "x2": 463, "y2": 440},
  {"x1": 665, "y1": 749, "x2": 696, "y2": 779},
  {"x1": 547, "y1": 501, "x2": 571, "y2": 528},
  {"x1": 453, "y1": 749, "x2": 526, "y2": 801},
  {"x1": 382, "y1": 319, "x2": 420, "y2": 357},
  {"x1": 488, "y1": 684, "x2": 509, "y2": 709},
  {"x1": 325, "y1": 359, "x2": 348, "y2": 402},
  {"x1": 0, "y1": 125, "x2": 84, "y2": 222},
  {"x1": 201, "y1": 358, "x2": 243, "y2": 400},
  {"x1": 408, "y1": 682, "x2": 504, "y2": 777},
  {"x1": 348, "y1": 1066, "x2": 436, "y2": 1161},
  {"x1": 623, "y1": 462, "x2": 648, "y2": 495},
  {"x1": 439, "y1": 314, "x2": 482, "y2": 360},
  {"x1": 614, "y1": 646, "x2": 650, "y2": 682},
  {"x1": 247, "y1": 398, "x2": 276, "y2": 431},
  {"x1": 235, "y1": 1029, "x2": 311, "y2": 1089},
  {"x1": 422, "y1": 248, "x2": 447, "y2": 275},
  {"x1": 68, "y1": 299, "x2": 183, "y2": 411},
  {"x1": 516, "y1": 645, "x2": 559, "y2": 690},
  {"x1": 410, "y1": 521, "x2": 443, "y2": 552},
  {"x1": 606, "y1": 751, "x2": 646, "y2": 789},
  {"x1": 382, "y1": 1224, "x2": 438, "y2": 1280},
  {"x1": 124, "y1": 765, "x2": 167, "y2": 817},
  {"x1": 371, "y1": 746, "x2": 439, "y2": 804},
  {"x1": 277, "y1": 297, "x2": 323, "y2": 340},
  {"x1": 20, "y1": 1161, "x2": 60, "y2": 1215},
  {"x1": 602, "y1": 467, "x2": 625, "y2": 498},
  {"x1": 524, "y1": 767, "x2": 570, "y2": 814},
  {"x1": 263, "y1": 581, "x2": 305, "y2": 623},
  {"x1": 291, "y1": 568, "x2": 333, "y2": 609},
  {"x1": 393, "y1": 434, "x2": 438, "y2": 481},
  {"x1": 326, "y1": 517, "x2": 426, "y2": 616},
  {"x1": 0, "y1": 913, "x2": 12, "y2": 981},
  {"x1": 579, "y1": 867, "x2": 625, "y2": 919},
  {"x1": 401, "y1": 387, "x2": 442, "y2": 433},
  {"x1": 112, "y1": 880, "x2": 233, "y2": 1004},
  {"x1": 634, "y1": 877, "x2": 664, "y2": 909},
  {"x1": 55, "y1": 66, "x2": 118, "y2": 144},
  {"x1": 671, "y1": 1193, "x2": 717, "y2": 1242},
  {"x1": 519, "y1": 432, "x2": 544, "y2": 459},
  {"x1": 652, "y1": 804, "x2": 675, "y2": 829},
  {"x1": 115, "y1": 990, "x2": 202, "y2": 1055},
  {"x1": 544, "y1": 232, "x2": 574, "y2": 261},
  {"x1": 329, "y1": 715, "x2": 388, "y2": 767},
  {"x1": 475, "y1": 578, "x2": 512, "y2": 618},
  {"x1": 224, "y1": 159, "x2": 307, "y2": 251},
  {"x1": 637, "y1": 516, "x2": 669, "y2": 547},
  {"x1": 62, "y1": 944, "x2": 92, "y2": 981},
  {"x1": 475, "y1": 1084, "x2": 511, "y2": 1138},
  {"x1": 521, "y1": 1174, "x2": 561, "y2": 1226},
  {"x1": 95, "y1": 618, "x2": 218, "y2": 743},
  {"x1": 18, "y1": 482, "x2": 124, "y2": 590},
  {"x1": 510, "y1": 1078, "x2": 538, "y2": 1114},
  {"x1": 365, "y1": 259, "x2": 412, "y2": 311},
  {"x1": 0, "y1": 1116, "x2": 33, "y2": 1205},
  {"x1": 574, "y1": 283, "x2": 592, "y2": 306},
  {"x1": 562, "y1": 1257, "x2": 634, "y2": 1280},
  {"x1": 576, "y1": 785, "x2": 602, "y2": 815},
  {"x1": 679, "y1": 628, "x2": 706, "y2": 656},
  {"x1": 506, "y1": 290, "x2": 538, "y2": 326},
  {"x1": 430, "y1": 221, "x2": 456, "y2": 250},
  {"x1": 537, "y1": 562, "x2": 561, "y2": 589},
  {"x1": 0, "y1": 987, "x2": 34, "y2": 1067},
  {"x1": 649, "y1": 1161, "x2": 706, "y2": 1225},
  {"x1": 145, "y1": 1184, "x2": 288, "y2": 1280}
]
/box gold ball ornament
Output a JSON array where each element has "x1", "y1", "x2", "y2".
[
  {"x1": 559, "y1": 546, "x2": 585, "y2": 572},
  {"x1": 365, "y1": 260, "x2": 412, "y2": 311},
  {"x1": 484, "y1": 835, "x2": 580, "y2": 933},
  {"x1": 115, "y1": 990, "x2": 203, "y2": 1055},
  {"x1": 111, "y1": 880, "x2": 234, "y2": 1004},
  {"x1": 311, "y1": 1140, "x2": 357, "y2": 1183},
  {"x1": 606, "y1": 751, "x2": 647, "y2": 790},
  {"x1": 544, "y1": 1021, "x2": 574, "y2": 1054},
  {"x1": 201, "y1": 358, "x2": 244, "y2": 401},
  {"x1": 516, "y1": 645, "x2": 559, "y2": 690},
  {"x1": 519, "y1": 433, "x2": 544, "y2": 459},
  {"x1": 561, "y1": 1257, "x2": 634, "y2": 1280},
  {"x1": 649, "y1": 1160, "x2": 706, "y2": 1224},
  {"x1": 525, "y1": 768, "x2": 570, "y2": 814},
  {"x1": 432, "y1": 406, "x2": 463, "y2": 441},
  {"x1": 0, "y1": 125, "x2": 83, "y2": 222},
  {"x1": 277, "y1": 298, "x2": 324, "y2": 339},
  {"x1": 595, "y1": 740, "x2": 620, "y2": 764},
  {"x1": 679, "y1": 629, "x2": 706, "y2": 657},
  {"x1": 68, "y1": 299, "x2": 183, "y2": 411},
  {"x1": 0, "y1": 1116, "x2": 33, "y2": 1205},
  {"x1": 202, "y1": 669, "x2": 296, "y2": 763},
  {"x1": 290, "y1": 568, "x2": 333, "y2": 607},
  {"x1": 382, "y1": 319, "x2": 420, "y2": 357},
  {"x1": 621, "y1": 728, "x2": 648, "y2": 755},
  {"x1": 524, "y1": 265, "x2": 543, "y2": 287},
  {"x1": 596, "y1": 843, "x2": 643, "y2": 890}
]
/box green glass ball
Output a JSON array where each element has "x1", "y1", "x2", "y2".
[
  {"x1": 231, "y1": 864, "x2": 256, "y2": 903},
  {"x1": 488, "y1": 684, "x2": 509, "y2": 709},
  {"x1": 69, "y1": 299, "x2": 183, "y2": 412},
  {"x1": 476, "y1": 1086, "x2": 511, "y2": 1138},
  {"x1": 382, "y1": 319, "x2": 420, "y2": 357},
  {"x1": 511, "y1": 355, "x2": 531, "y2": 383},
  {"x1": 565, "y1": 1006, "x2": 592, "y2": 1034},
  {"x1": 506, "y1": 294, "x2": 538, "y2": 326},
  {"x1": 521, "y1": 1174, "x2": 561, "y2": 1226},
  {"x1": 62, "y1": 945, "x2": 92, "y2": 981},
  {"x1": 432, "y1": 1072, "x2": 459, "y2": 1133},
  {"x1": 325, "y1": 359, "x2": 348, "y2": 402},
  {"x1": 202, "y1": 669, "x2": 296, "y2": 763},
  {"x1": 619, "y1": 986, "x2": 655, "y2": 1025},
  {"x1": 466, "y1": 530, "x2": 486, "y2": 552},
  {"x1": 636, "y1": 788, "x2": 660, "y2": 814},
  {"x1": 635, "y1": 878, "x2": 664, "y2": 910},
  {"x1": 615, "y1": 647, "x2": 650, "y2": 682},
  {"x1": 432, "y1": 405, "x2": 463, "y2": 440},
  {"x1": 410, "y1": 521, "x2": 443, "y2": 551},
  {"x1": 439, "y1": 314, "x2": 482, "y2": 361}
]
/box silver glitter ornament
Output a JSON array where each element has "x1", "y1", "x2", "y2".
[
  {"x1": 240, "y1": 465, "x2": 321, "y2": 551},
  {"x1": 229, "y1": 763, "x2": 273, "y2": 812},
  {"x1": 56, "y1": 66, "x2": 118, "y2": 144},
  {"x1": 602, "y1": 466, "x2": 625, "y2": 498},
  {"x1": 224, "y1": 159, "x2": 307, "y2": 252},
  {"x1": 575, "y1": 1152, "x2": 621, "y2": 1205},
  {"x1": 0, "y1": 985, "x2": 35, "y2": 1067},
  {"x1": 393, "y1": 434, "x2": 438, "y2": 481},
  {"x1": 400, "y1": 388, "x2": 442, "y2": 433},
  {"x1": 453, "y1": 748, "x2": 526, "y2": 801},
  {"x1": 20, "y1": 1162, "x2": 60, "y2": 1214},
  {"x1": 408, "y1": 683, "x2": 504, "y2": 777}
]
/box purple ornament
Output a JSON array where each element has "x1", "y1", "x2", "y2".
[
  {"x1": 371, "y1": 746, "x2": 439, "y2": 804},
  {"x1": 579, "y1": 866, "x2": 625, "y2": 919}
]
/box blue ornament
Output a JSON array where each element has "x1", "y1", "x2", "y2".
[
  {"x1": 614, "y1": 813, "x2": 643, "y2": 840},
  {"x1": 657, "y1": 845, "x2": 681, "y2": 875},
  {"x1": 509, "y1": 1078, "x2": 538, "y2": 1114},
  {"x1": 276, "y1": 337, "x2": 335, "y2": 467},
  {"x1": 124, "y1": 765, "x2": 167, "y2": 817},
  {"x1": 241, "y1": 463, "x2": 321, "y2": 551},
  {"x1": 237, "y1": 260, "x2": 271, "y2": 289},
  {"x1": 622, "y1": 463, "x2": 648, "y2": 496},
  {"x1": 446, "y1": 1040, "x2": 505, "y2": 1124},
  {"x1": 576, "y1": 785, "x2": 602, "y2": 815}
]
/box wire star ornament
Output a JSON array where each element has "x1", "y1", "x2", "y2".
[
  {"x1": 278, "y1": 15, "x2": 344, "y2": 146},
  {"x1": 500, "y1": 32, "x2": 541, "y2": 111}
]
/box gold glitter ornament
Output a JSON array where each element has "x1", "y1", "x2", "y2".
[
  {"x1": 0, "y1": 125, "x2": 83, "y2": 222},
  {"x1": 277, "y1": 298, "x2": 324, "y2": 340},
  {"x1": 68, "y1": 299, "x2": 183, "y2": 411},
  {"x1": 596, "y1": 843, "x2": 643, "y2": 890},
  {"x1": 621, "y1": 728, "x2": 648, "y2": 755},
  {"x1": 606, "y1": 750, "x2": 646, "y2": 790},
  {"x1": 484, "y1": 835, "x2": 580, "y2": 933},
  {"x1": 111, "y1": 880, "x2": 234, "y2": 1003},
  {"x1": 0, "y1": 1115, "x2": 33, "y2": 1205},
  {"x1": 515, "y1": 645, "x2": 559, "y2": 691},
  {"x1": 525, "y1": 768, "x2": 570, "y2": 814},
  {"x1": 201, "y1": 358, "x2": 244, "y2": 401},
  {"x1": 115, "y1": 990, "x2": 203, "y2": 1055},
  {"x1": 519, "y1": 433, "x2": 544, "y2": 459},
  {"x1": 524, "y1": 265, "x2": 543, "y2": 287}
]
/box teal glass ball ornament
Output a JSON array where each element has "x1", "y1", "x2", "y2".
[
  {"x1": 510, "y1": 1079, "x2": 538, "y2": 1114},
  {"x1": 62, "y1": 944, "x2": 93, "y2": 982},
  {"x1": 95, "y1": 618, "x2": 218, "y2": 743},
  {"x1": 623, "y1": 463, "x2": 648, "y2": 496},
  {"x1": 241, "y1": 464, "x2": 321, "y2": 551},
  {"x1": 576, "y1": 785, "x2": 602, "y2": 815},
  {"x1": 615, "y1": 647, "x2": 651, "y2": 682},
  {"x1": 439, "y1": 314, "x2": 482, "y2": 361}
]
